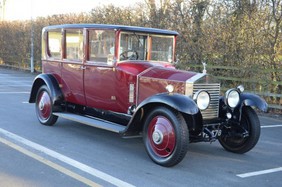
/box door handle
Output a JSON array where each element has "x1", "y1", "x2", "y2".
[{"x1": 80, "y1": 66, "x2": 86, "y2": 70}]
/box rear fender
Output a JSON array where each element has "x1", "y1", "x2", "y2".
[
  {"x1": 29, "y1": 74, "x2": 64, "y2": 110},
  {"x1": 121, "y1": 93, "x2": 200, "y2": 136}
]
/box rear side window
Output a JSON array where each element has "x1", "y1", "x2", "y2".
[
  {"x1": 47, "y1": 29, "x2": 62, "y2": 59},
  {"x1": 66, "y1": 29, "x2": 83, "y2": 61}
]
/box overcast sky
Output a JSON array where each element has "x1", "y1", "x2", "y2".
[{"x1": 4, "y1": 0, "x2": 142, "y2": 21}]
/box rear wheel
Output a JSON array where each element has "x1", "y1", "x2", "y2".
[
  {"x1": 219, "y1": 106, "x2": 260, "y2": 153},
  {"x1": 143, "y1": 106, "x2": 189, "y2": 167},
  {"x1": 35, "y1": 85, "x2": 58, "y2": 126}
]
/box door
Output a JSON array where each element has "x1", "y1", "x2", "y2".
[
  {"x1": 84, "y1": 29, "x2": 118, "y2": 111},
  {"x1": 61, "y1": 29, "x2": 86, "y2": 105},
  {"x1": 84, "y1": 64, "x2": 117, "y2": 111}
]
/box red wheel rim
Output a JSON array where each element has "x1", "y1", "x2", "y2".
[
  {"x1": 147, "y1": 116, "x2": 176, "y2": 157},
  {"x1": 37, "y1": 91, "x2": 52, "y2": 121}
]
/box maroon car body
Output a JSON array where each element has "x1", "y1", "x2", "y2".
[{"x1": 29, "y1": 24, "x2": 268, "y2": 167}]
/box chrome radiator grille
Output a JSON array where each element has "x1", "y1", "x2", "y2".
[{"x1": 193, "y1": 83, "x2": 220, "y2": 119}]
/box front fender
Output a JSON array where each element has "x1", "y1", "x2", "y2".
[
  {"x1": 137, "y1": 93, "x2": 199, "y2": 115},
  {"x1": 29, "y1": 74, "x2": 64, "y2": 107},
  {"x1": 219, "y1": 93, "x2": 268, "y2": 122},
  {"x1": 121, "y1": 93, "x2": 199, "y2": 136},
  {"x1": 240, "y1": 93, "x2": 268, "y2": 113}
]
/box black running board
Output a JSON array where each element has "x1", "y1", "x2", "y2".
[{"x1": 53, "y1": 112, "x2": 126, "y2": 133}]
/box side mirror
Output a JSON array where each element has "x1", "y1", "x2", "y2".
[{"x1": 173, "y1": 54, "x2": 179, "y2": 65}]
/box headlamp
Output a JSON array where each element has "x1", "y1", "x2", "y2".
[
  {"x1": 225, "y1": 89, "x2": 240, "y2": 108},
  {"x1": 193, "y1": 90, "x2": 210, "y2": 110}
]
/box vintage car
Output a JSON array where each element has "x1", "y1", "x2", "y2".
[{"x1": 29, "y1": 24, "x2": 268, "y2": 167}]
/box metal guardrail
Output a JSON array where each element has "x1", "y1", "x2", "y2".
[
  {"x1": 0, "y1": 63, "x2": 31, "y2": 71},
  {"x1": 187, "y1": 64, "x2": 282, "y2": 110},
  {"x1": 0, "y1": 56, "x2": 41, "y2": 72}
]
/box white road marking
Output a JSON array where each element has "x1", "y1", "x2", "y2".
[
  {"x1": 0, "y1": 92, "x2": 29, "y2": 94},
  {"x1": 261, "y1": 124, "x2": 282, "y2": 128},
  {"x1": 237, "y1": 167, "x2": 282, "y2": 178},
  {"x1": 0, "y1": 76, "x2": 30, "y2": 78},
  {"x1": 22, "y1": 101, "x2": 29, "y2": 104},
  {"x1": 0, "y1": 85, "x2": 31, "y2": 87},
  {"x1": 0, "y1": 137, "x2": 101, "y2": 187},
  {"x1": 0, "y1": 128, "x2": 135, "y2": 187}
]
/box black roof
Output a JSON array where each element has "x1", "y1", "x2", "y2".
[{"x1": 43, "y1": 24, "x2": 179, "y2": 35}]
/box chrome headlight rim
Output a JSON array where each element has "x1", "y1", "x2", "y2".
[
  {"x1": 193, "y1": 90, "x2": 210, "y2": 110},
  {"x1": 225, "y1": 88, "x2": 240, "y2": 108},
  {"x1": 237, "y1": 85, "x2": 244, "y2": 93}
]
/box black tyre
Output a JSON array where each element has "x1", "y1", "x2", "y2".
[
  {"x1": 143, "y1": 106, "x2": 189, "y2": 167},
  {"x1": 35, "y1": 85, "x2": 58, "y2": 126},
  {"x1": 219, "y1": 106, "x2": 260, "y2": 153}
]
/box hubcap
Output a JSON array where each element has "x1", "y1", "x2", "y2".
[
  {"x1": 37, "y1": 91, "x2": 51, "y2": 120},
  {"x1": 39, "y1": 100, "x2": 44, "y2": 111},
  {"x1": 148, "y1": 116, "x2": 176, "y2": 157},
  {"x1": 152, "y1": 129, "x2": 163, "y2": 145}
]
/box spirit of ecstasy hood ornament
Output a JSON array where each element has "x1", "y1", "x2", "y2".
[{"x1": 202, "y1": 62, "x2": 207, "y2": 74}]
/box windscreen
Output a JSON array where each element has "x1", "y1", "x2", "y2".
[{"x1": 119, "y1": 32, "x2": 174, "y2": 63}]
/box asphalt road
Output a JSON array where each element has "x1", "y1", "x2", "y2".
[{"x1": 0, "y1": 68, "x2": 281, "y2": 187}]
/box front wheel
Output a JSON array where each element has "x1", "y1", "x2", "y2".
[
  {"x1": 143, "y1": 107, "x2": 189, "y2": 167},
  {"x1": 35, "y1": 85, "x2": 58, "y2": 126},
  {"x1": 218, "y1": 106, "x2": 260, "y2": 154}
]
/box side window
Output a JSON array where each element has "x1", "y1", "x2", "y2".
[
  {"x1": 120, "y1": 33, "x2": 147, "y2": 60},
  {"x1": 66, "y1": 29, "x2": 83, "y2": 61},
  {"x1": 151, "y1": 36, "x2": 173, "y2": 62},
  {"x1": 47, "y1": 29, "x2": 62, "y2": 59},
  {"x1": 88, "y1": 30, "x2": 115, "y2": 64}
]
